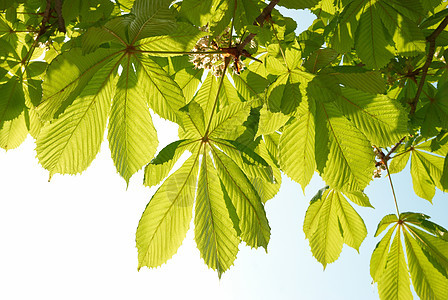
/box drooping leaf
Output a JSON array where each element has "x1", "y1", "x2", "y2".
[
  {"x1": 194, "y1": 151, "x2": 239, "y2": 277},
  {"x1": 404, "y1": 229, "x2": 448, "y2": 300},
  {"x1": 137, "y1": 152, "x2": 200, "y2": 269},
  {"x1": 377, "y1": 226, "x2": 413, "y2": 300},
  {"x1": 304, "y1": 188, "x2": 368, "y2": 267},
  {"x1": 0, "y1": 111, "x2": 27, "y2": 150},
  {"x1": 36, "y1": 57, "x2": 118, "y2": 176},
  {"x1": 135, "y1": 55, "x2": 185, "y2": 123},
  {"x1": 212, "y1": 145, "x2": 270, "y2": 249},
  {"x1": 108, "y1": 56, "x2": 158, "y2": 184},
  {"x1": 279, "y1": 101, "x2": 316, "y2": 190}
]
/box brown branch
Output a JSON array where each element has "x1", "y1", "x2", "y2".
[
  {"x1": 54, "y1": 0, "x2": 66, "y2": 33},
  {"x1": 237, "y1": 0, "x2": 280, "y2": 53},
  {"x1": 374, "y1": 136, "x2": 407, "y2": 168},
  {"x1": 410, "y1": 16, "x2": 448, "y2": 114}
]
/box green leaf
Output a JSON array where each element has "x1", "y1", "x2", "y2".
[
  {"x1": 324, "y1": 67, "x2": 387, "y2": 94},
  {"x1": 336, "y1": 87, "x2": 408, "y2": 147},
  {"x1": 0, "y1": 111, "x2": 27, "y2": 150},
  {"x1": 315, "y1": 101, "x2": 374, "y2": 191},
  {"x1": 278, "y1": 0, "x2": 321, "y2": 9},
  {"x1": 135, "y1": 55, "x2": 185, "y2": 123},
  {"x1": 343, "y1": 190, "x2": 373, "y2": 208},
  {"x1": 108, "y1": 56, "x2": 158, "y2": 184},
  {"x1": 404, "y1": 229, "x2": 448, "y2": 300},
  {"x1": 267, "y1": 70, "x2": 303, "y2": 115},
  {"x1": 304, "y1": 188, "x2": 367, "y2": 266},
  {"x1": 375, "y1": 214, "x2": 399, "y2": 237},
  {"x1": 180, "y1": 100, "x2": 205, "y2": 136},
  {"x1": 212, "y1": 146, "x2": 270, "y2": 249},
  {"x1": 370, "y1": 224, "x2": 396, "y2": 281},
  {"x1": 355, "y1": 4, "x2": 394, "y2": 69},
  {"x1": 137, "y1": 23, "x2": 206, "y2": 55},
  {"x1": 389, "y1": 151, "x2": 411, "y2": 174},
  {"x1": 302, "y1": 48, "x2": 338, "y2": 73},
  {"x1": 255, "y1": 106, "x2": 290, "y2": 137},
  {"x1": 37, "y1": 48, "x2": 118, "y2": 121},
  {"x1": 128, "y1": 0, "x2": 176, "y2": 43},
  {"x1": 143, "y1": 139, "x2": 195, "y2": 187},
  {"x1": 407, "y1": 225, "x2": 448, "y2": 278},
  {"x1": 304, "y1": 189, "x2": 343, "y2": 268},
  {"x1": 411, "y1": 149, "x2": 446, "y2": 202},
  {"x1": 279, "y1": 102, "x2": 316, "y2": 190},
  {"x1": 0, "y1": 76, "x2": 25, "y2": 122},
  {"x1": 137, "y1": 152, "x2": 200, "y2": 269},
  {"x1": 194, "y1": 152, "x2": 239, "y2": 277},
  {"x1": 208, "y1": 102, "x2": 251, "y2": 140},
  {"x1": 377, "y1": 226, "x2": 413, "y2": 300},
  {"x1": 36, "y1": 57, "x2": 118, "y2": 177}
]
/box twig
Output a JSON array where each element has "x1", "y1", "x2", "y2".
[
  {"x1": 237, "y1": 0, "x2": 280, "y2": 53},
  {"x1": 410, "y1": 16, "x2": 448, "y2": 114},
  {"x1": 374, "y1": 136, "x2": 406, "y2": 168},
  {"x1": 54, "y1": 0, "x2": 66, "y2": 33}
]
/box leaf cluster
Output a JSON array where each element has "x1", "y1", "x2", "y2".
[{"x1": 1, "y1": 0, "x2": 448, "y2": 298}]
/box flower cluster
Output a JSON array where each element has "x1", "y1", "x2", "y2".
[
  {"x1": 373, "y1": 147, "x2": 387, "y2": 178},
  {"x1": 189, "y1": 28, "x2": 247, "y2": 76}
]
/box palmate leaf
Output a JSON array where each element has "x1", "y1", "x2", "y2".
[
  {"x1": 208, "y1": 102, "x2": 251, "y2": 140},
  {"x1": 107, "y1": 56, "x2": 158, "y2": 184},
  {"x1": 255, "y1": 106, "x2": 290, "y2": 137},
  {"x1": 404, "y1": 229, "x2": 448, "y2": 300},
  {"x1": 137, "y1": 151, "x2": 200, "y2": 269},
  {"x1": 304, "y1": 188, "x2": 368, "y2": 268},
  {"x1": 371, "y1": 213, "x2": 448, "y2": 300},
  {"x1": 194, "y1": 151, "x2": 239, "y2": 277},
  {"x1": 377, "y1": 226, "x2": 413, "y2": 300},
  {"x1": 391, "y1": 139, "x2": 447, "y2": 202},
  {"x1": 211, "y1": 145, "x2": 270, "y2": 249},
  {"x1": 36, "y1": 57, "x2": 118, "y2": 176}
]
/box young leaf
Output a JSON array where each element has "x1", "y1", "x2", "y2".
[{"x1": 137, "y1": 152, "x2": 200, "y2": 269}]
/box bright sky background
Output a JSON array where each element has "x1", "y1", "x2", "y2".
[{"x1": 1, "y1": 6, "x2": 448, "y2": 300}]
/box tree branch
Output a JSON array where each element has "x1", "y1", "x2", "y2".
[
  {"x1": 237, "y1": 0, "x2": 280, "y2": 52},
  {"x1": 410, "y1": 16, "x2": 448, "y2": 114}
]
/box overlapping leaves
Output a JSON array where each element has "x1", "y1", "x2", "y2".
[
  {"x1": 371, "y1": 213, "x2": 448, "y2": 300},
  {"x1": 137, "y1": 66, "x2": 274, "y2": 275}
]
